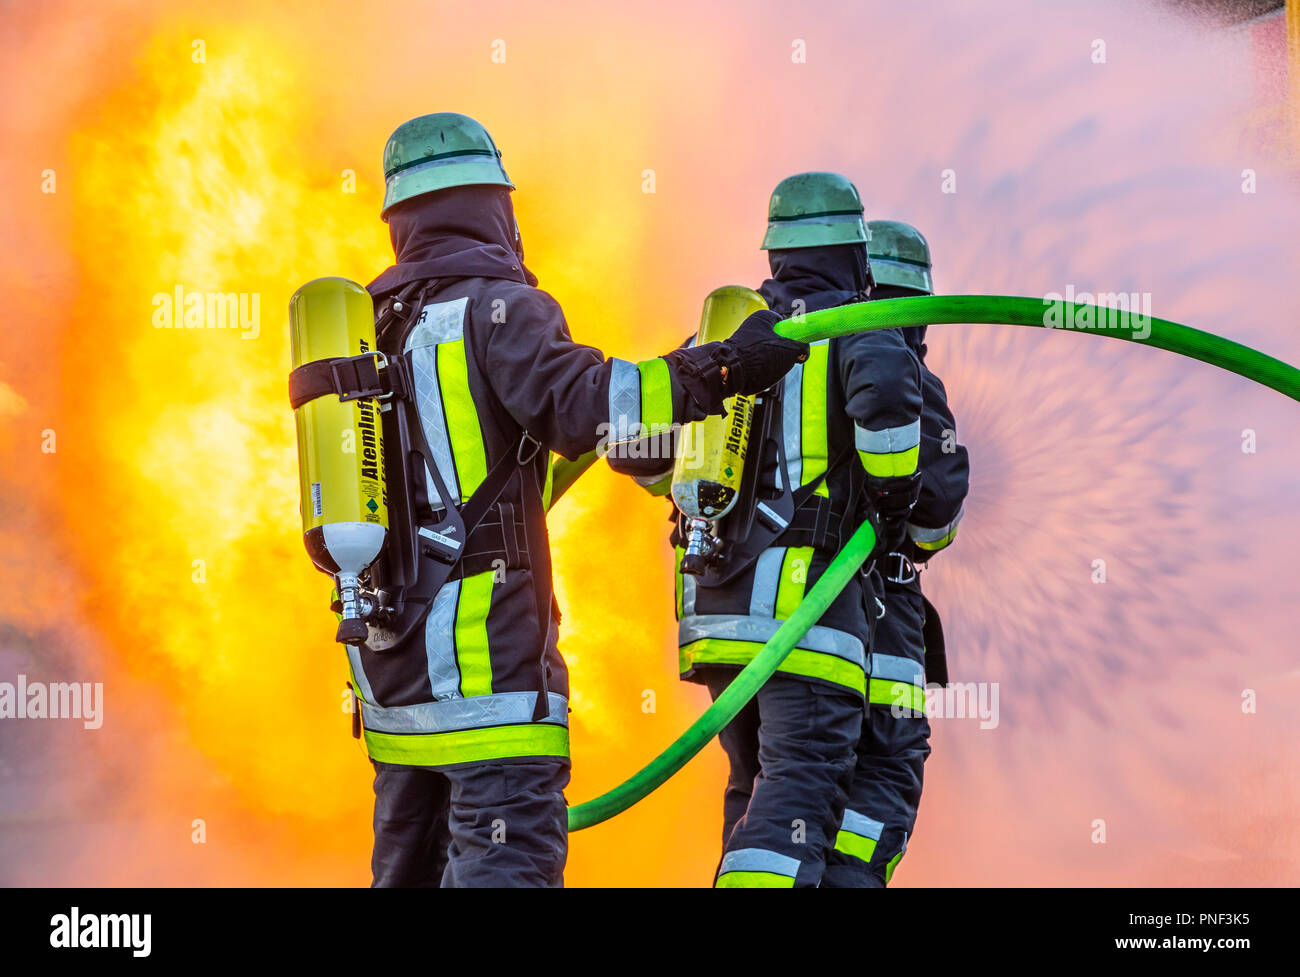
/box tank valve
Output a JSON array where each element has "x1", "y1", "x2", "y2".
[
  {"x1": 335, "y1": 571, "x2": 371, "y2": 645},
  {"x1": 680, "y1": 516, "x2": 717, "y2": 576}
]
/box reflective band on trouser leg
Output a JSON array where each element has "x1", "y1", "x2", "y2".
[
  {"x1": 855, "y1": 419, "x2": 921, "y2": 478},
  {"x1": 800, "y1": 341, "x2": 830, "y2": 498},
  {"x1": 868, "y1": 652, "x2": 926, "y2": 712},
  {"x1": 715, "y1": 847, "x2": 801, "y2": 888},
  {"x1": 886, "y1": 847, "x2": 906, "y2": 884},
  {"x1": 637, "y1": 358, "x2": 674, "y2": 434},
  {"x1": 360, "y1": 692, "x2": 571, "y2": 766},
  {"x1": 833, "y1": 808, "x2": 884, "y2": 864},
  {"x1": 907, "y1": 506, "x2": 963, "y2": 552},
  {"x1": 454, "y1": 570, "x2": 495, "y2": 697}
]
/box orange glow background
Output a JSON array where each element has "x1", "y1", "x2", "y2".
[{"x1": 1, "y1": 0, "x2": 1298, "y2": 886}]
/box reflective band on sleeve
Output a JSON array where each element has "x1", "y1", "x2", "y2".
[
  {"x1": 800, "y1": 342, "x2": 830, "y2": 497},
  {"x1": 870, "y1": 653, "x2": 924, "y2": 688},
  {"x1": 855, "y1": 419, "x2": 921, "y2": 478},
  {"x1": 454, "y1": 570, "x2": 495, "y2": 697},
  {"x1": 608, "y1": 358, "x2": 641, "y2": 443},
  {"x1": 363, "y1": 722, "x2": 570, "y2": 767},
  {"x1": 360, "y1": 692, "x2": 568, "y2": 735},
  {"x1": 868, "y1": 678, "x2": 927, "y2": 712},
  {"x1": 637, "y1": 358, "x2": 674, "y2": 434},
  {"x1": 681, "y1": 638, "x2": 867, "y2": 696},
  {"x1": 774, "y1": 546, "x2": 814, "y2": 620},
  {"x1": 908, "y1": 506, "x2": 964, "y2": 552},
  {"x1": 716, "y1": 847, "x2": 801, "y2": 884},
  {"x1": 679, "y1": 614, "x2": 865, "y2": 666}
]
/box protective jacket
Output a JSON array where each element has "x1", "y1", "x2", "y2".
[
  {"x1": 351, "y1": 187, "x2": 716, "y2": 768},
  {"x1": 621, "y1": 246, "x2": 924, "y2": 697}
]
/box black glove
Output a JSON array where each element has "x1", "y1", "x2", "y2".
[
  {"x1": 718, "y1": 309, "x2": 810, "y2": 395},
  {"x1": 865, "y1": 472, "x2": 921, "y2": 554}
]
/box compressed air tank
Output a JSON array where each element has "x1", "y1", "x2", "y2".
[
  {"x1": 672, "y1": 286, "x2": 768, "y2": 574},
  {"x1": 289, "y1": 277, "x2": 388, "y2": 643}
]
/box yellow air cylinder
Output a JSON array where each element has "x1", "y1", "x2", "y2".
[
  {"x1": 672, "y1": 286, "x2": 768, "y2": 574},
  {"x1": 289, "y1": 277, "x2": 389, "y2": 644}
]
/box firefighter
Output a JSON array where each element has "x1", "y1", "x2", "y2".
[
  {"x1": 822, "y1": 220, "x2": 970, "y2": 887},
  {"x1": 356, "y1": 113, "x2": 808, "y2": 887},
  {"x1": 613, "y1": 173, "x2": 924, "y2": 886}
]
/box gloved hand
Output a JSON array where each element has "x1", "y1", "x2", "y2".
[
  {"x1": 661, "y1": 310, "x2": 809, "y2": 419},
  {"x1": 718, "y1": 309, "x2": 810, "y2": 395},
  {"x1": 865, "y1": 472, "x2": 922, "y2": 554}
]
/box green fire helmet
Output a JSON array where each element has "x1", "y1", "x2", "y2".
[
  {"x1": 866, "y1": 220, "x2": 934, "y2": 293},
  {"x1": 381, "y1": 113, "x2": 513, "y2": 219},
  {"x1": 761, "y1": 172, "x2": 868, "y2": 250}
]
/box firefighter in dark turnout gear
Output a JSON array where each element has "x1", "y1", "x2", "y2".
[
  {"x1": 356, "y1": 113, "x2": 808, "y2": 887},
  {"x1": 612, "y1": 174, "x2": 924, "y2": 886},
  {"x1": 822, "y1": 220, "x2": 970, "y2": 887}
]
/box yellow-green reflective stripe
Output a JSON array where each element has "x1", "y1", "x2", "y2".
[
  {"x1": 437, "y1": 339, "x2": 487, "y2": 500},
  {"x1": 681, "y1": 638, "x2": 866, "y2": 696},
  {"x1": 858, "y1": 444, "x2": 920, "y2": 478},
  {"x1": 868, "y1": 678, "x2": 926, "y2": 712},
  {"x1": 800, "y1": 343, "x2": 830, "y2": 497},
  {"x1": 715, "y1": 871, "x2": 795, "y2": 888},
  {"x1": 637, "y1": 358, "x2": 674, "y2": 431},
  {"x1": 543, "y1": 454, "x2": 557, "y2": 510},
  {"x1": 364, "y1": 722, "x2": 569, "y2": 766},
  {"x1": 834, "y1": 829, "x2": 878, "y2": 864},
  {"x1": 774, "y1": 546, "x2": 814, "y2": 619},
  {"x1": 885, "y1": 849, "x2": 904, "y2": 883},
  {"x1": 674, "y1": 546, "x2": 685, "y2": 619},
  {"x1": 454, "y1": 570, "x2": 495, "y2": 697},
  {"x1": 914, "y1": 524, "x2": 959, "y2": 551}
]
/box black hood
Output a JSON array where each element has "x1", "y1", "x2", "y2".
[
  {"x1": 368, "y1": 185, "x2": 538, "y2": 302},
  {"x1": 868, "y1": 283, "x2": 929, "y2": 356},
  {"x1": 758, "y1": 243, "x2": 872, "y2": 317}
]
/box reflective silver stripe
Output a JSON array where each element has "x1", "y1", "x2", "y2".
[
  {"x1": 768, "y1": 213, "x2": 864, "y2": 227},
  {"x1": 633, "y1": 465, "x2": 672, "y2": 489},
  {"x1": 608, "y1": 358, "x2": 641, "y2": 442},
  {"x1": 755, "y1": 501, "x2": 788, "y2": 530},
  {"x1": 908, "y1": 505, "x2": 964, "y2": 544},
  {"x1": 782, "y1": 362, "x2": 804, "y2": 487},
  {"x1": 854, "y1": 419, "x2": 921, "y2": 455},
  {"x1": 871, "y1": 653, "x2": 924, "y2": 688},
  {"x1": 680, "y1": 572, "x2": 698, "y2": 617},
  {"x1": 840, "y1": 808, "x2": 884, "y2": 841},
  {"x1": 748, "y1": 548, "x2": 786, "y2": 618},
  {"x1": 389, "y1": 153, "x2": 502, "y2": 179},
  {"x1": 679, "y1": 613, "x2": 865, "y2": 667},
  {"x1": 405, "y1": 297, "x2": 470, "y2": 503},
  {"x1": 359, "y1": 691, "x2": 568, "y2": 735},
  {"x1": 718, "y1": 847, "x2": 801, "y2": 879},
  {"x1": 424, "y1": 580, "x2": 463, "y2": 699},
  {"x1": 346, "y1": 645, "x2": 376, "y2": 704}
]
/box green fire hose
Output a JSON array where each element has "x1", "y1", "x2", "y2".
[{"x1": 566, "y1": 294, "x2": 1300, "y2": 831}]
